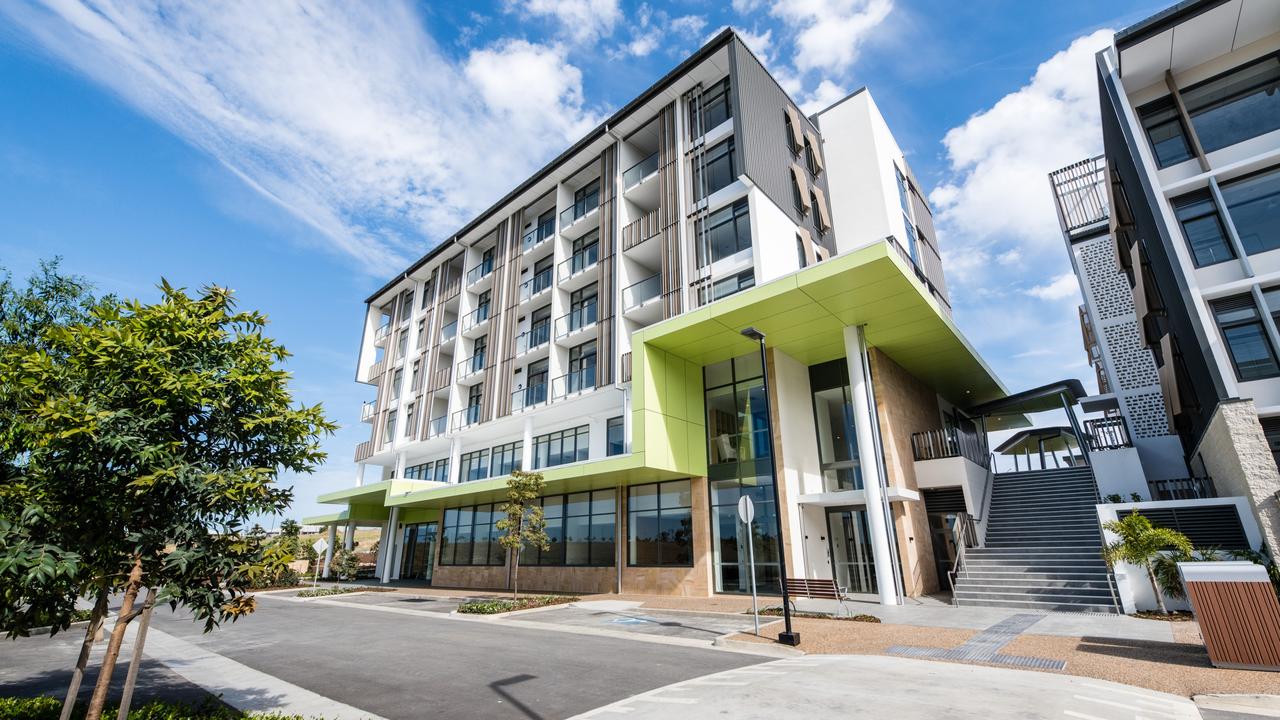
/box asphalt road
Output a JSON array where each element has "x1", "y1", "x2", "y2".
[{"x1": 3, "y1": 595, "x2": 765, "y2": 720}]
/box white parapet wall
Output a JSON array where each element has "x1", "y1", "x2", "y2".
[
  {"x1": 1089, "y1": 446, "x2": 1150, "y2": 501},
  {"x1": 1097, "y1": 497, "x2": 1263, "y2": 614}
]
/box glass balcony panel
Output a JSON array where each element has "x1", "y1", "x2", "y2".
[
  {"x1": 556, "y1": 302, "x2": 598, "y2": 337},
  {"x1": 622, "y1": 273, "x2": 661, "y2": 311},
  {"x1": 440, "y1": 321, "x2": 457, "y2": 342},
  {"x1": 512, "y1": 383, "x2": 548, "y2": 411},
  {"x1": 623, "y1": 152, "x2": 660, "y2": 189},
  {"x1": 552, "y1": 367, "x2": 597, "y2": 399},
  {"x1": 427, "y1": 415, "x2": 447, "y2": 438},
  {"x1": 466, "y1": 257, "x2": 494, "y2": 285},
  {"x1": 558, "y1": 243, "x2": 599, "y2": 281}
]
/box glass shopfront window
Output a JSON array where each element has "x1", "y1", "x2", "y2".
[
  {"x1": 398, "y1": 522, "x2": 437, "y2": 581},
  {"x1": 440, "y1": 504, "x2": 506, "y2": 566},
  {"x1": 809, "y1": 359, "x2": 862, "y2": 492},
  {"x1": 523, "y1": 489, "x2": 616, "y2": 566},
  {"x1": 628, "y1": 480, "x2": 693, "y2": 566}
]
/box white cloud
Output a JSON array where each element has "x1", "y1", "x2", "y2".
[
  {"x1": 670, "y1": 15, "x2": 708, "y2": 38},
  {"x1": 798, "y1": 79, "x2": 849, "y2": 115},
  {"x1": 737, "y1": 27, "x2": 774, "y2": 63},
  {"x1": 3, "y1": 1, "x2": 602, "y2": 273},
  {"x1": 928, "y1": 29, "x2": 1115, "y2": 393},
  {"x1": 521, "y1": 0, "x2": 622, "y2": 43},
  {"x1": 770, "y1": 0, "x2": 893, "y2": 75},
  {"x1": 1027, "y1": 273, "x2": 1081, "y2": 301}
]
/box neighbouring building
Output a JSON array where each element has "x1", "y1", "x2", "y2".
[{"x1": 1055, "y1": 0, "x2": 1280, "y2": 555}]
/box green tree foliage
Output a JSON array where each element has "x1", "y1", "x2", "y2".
[
  {"x1": 1102, "y1": 512, "x2": 1193, "y2": 614},
  {"x1": 0, "y1": 270, "x2": 334, "y2": 720},
  {"x1": 279, "y1": 519, "x2": 301, "y2": 537},
  {"x1": 331, "y1": 547, "x2": 360, "y2": 581},
  {"x1": 496, "y1": 470, "x2": 549, "y2": 599}
]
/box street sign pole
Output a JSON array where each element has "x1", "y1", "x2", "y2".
[{"x1": 738, "y1": 496, "x2": 759, "y2": 636}]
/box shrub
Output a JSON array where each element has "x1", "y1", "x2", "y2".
[
  {"x1": 0, "y1": 696, "x2": 311, "y2": 719},
  {"x1": 758, "y1": 606, "x2": 880, "y2": 622},
  {"x1": 294, "y1": 585, "x2": 392, "y2": 599},
  {"x1": 456, "y1": 596, "x2": 573, "y2": 614}
]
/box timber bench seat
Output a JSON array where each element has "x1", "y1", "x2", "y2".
[{"x1": 783, "y1": 578, "x2": 850, "y2": 614}]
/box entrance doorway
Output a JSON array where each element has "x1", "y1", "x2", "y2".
[
  {"x1": 825, "y1": 508, "x2": 877, "y2": 594},
  {"x1": 399, "y1": 522, "x2": 437, "y2": 582}
]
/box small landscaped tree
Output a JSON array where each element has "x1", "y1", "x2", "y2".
[
  {"x1": 0, "y1": 273, "x2": 334, "y2": 720},
  {"x1": 1102, "y1": 512, "x2": 1193, "y2": 615},
  {"x1": 497, "y1": 470, "x2": 549, "y2": 599}
]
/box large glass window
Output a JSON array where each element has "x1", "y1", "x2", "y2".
[
  {"x1": 440, "y1": 504, "x2": 505, "y2": 566},
  {"x1": 703, "y1": 353, "x2": 769, "y2": 469},
  {"x1": 628, "y1": 480, "x2": 693, "y2": 566},
  {"x1": 1220, "y1": 167, "x2": 1280, "y2": 257},
  {"x1": 1172, "y1": 191, "x2": 1235, "y2": 267},
  {"x1": 433, "y1": 458, "x2": 450, "y2": 483},
  {"x1": 606, "y1": 416, "x2": 625, "y2": 456},
  {"x1": 695, "y1": 199, "x2": 751, "y2": 268},
  {"x1": 568, "y1": 340, "x2": 597, "y2": 394},
  {"x1": 689, "y1": 77, "x2": 732, "y2": 138},
  {"x1": 692, "y1": 138, "x2": 736, "y2": 201},
  {"x1": 1211, "y1": 295, "x2": 1280, "y2": 381},
  {"x1": 524, "y1": 490, "x2": 616, "y2": 566},
  {"x1": 532, "y1": 425, "x2": 589, "y2": 469},
  {"x1": 697, "y1": 269, "x2": 755, "y2": 306},
  {"x1": 1137, "y1": 97, "x2": 1194, "y2": 168},
  {"x1": 490, "y1": 441, "x2": 522, "y2": 477},
  {"x1": 710, "y1": 474, "x2": 779, "y2": 594},
  {"x1": 382, "y1": 410, "x2": 397, "y2": 446},
  {"x1": 460, "y1": 449, "x2": 490, "y2": 482},
  {"x1": 809, "y1": 359, "x2": 863, "y2": 492}
]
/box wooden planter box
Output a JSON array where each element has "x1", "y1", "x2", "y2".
[{"x1": 1178, "y1": 561, "x2": 1280, "y2": 672}]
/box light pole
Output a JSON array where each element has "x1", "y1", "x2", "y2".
[{"x1": 740, "y1": 326, "x2": 800, "y2": 646}]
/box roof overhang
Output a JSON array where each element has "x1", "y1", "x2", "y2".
[
  {"x1": 966, "y1": 379, "x2": 1086, "y2": 430},
  {"x1": 994, "y1": 426, "x2": 1079, "y2": 454},
  {"x1": 1116, "y1": 0, "x2": 1280, "y2": 90},
  {"x1": 632, "y1": 242, "x2": 1008, "y2": 407}
]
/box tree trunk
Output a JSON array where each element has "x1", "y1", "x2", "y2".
[
  {"x1": 61, "y1": 586, "x2": 110, "y2": 720},
  {"x1": 1146, "y1": 564, "x2": 1169, "y2": 615},
  {"x1": 511, "y1": 553, "x2": 520, "y2": 600},
  {"x1": 115, "y1": 587, "x2": 157, "y2": 720},
  {"x1": 85, "y1": 557, "x2": 144, "y2": 720}
]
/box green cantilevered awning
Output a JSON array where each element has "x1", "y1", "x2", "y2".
[
  {"x1": 325, "y1": 242, "x2": 1008, "y2": 513},
  {"x1": 632, "y1": 242, "x2": 1008, "y2": 406}
]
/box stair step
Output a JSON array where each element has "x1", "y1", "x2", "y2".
[
  {"x1": 955, "y1": 577, "x2": 1115, "y2": 590},
  {"x1": 954, "y1": 597, "x2": 1117, "y2": 613},
  {"x1": 959, "y1": 571, "x2": 1111, "y2": 581},
  {"x1": 952, "y1": 587, "x2": 1115, "y2": 601}
]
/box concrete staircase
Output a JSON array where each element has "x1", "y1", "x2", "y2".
[{"x1": 952, "y1": 466, "x2": 1118, "y2": 613}]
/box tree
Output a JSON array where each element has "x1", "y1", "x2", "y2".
[
  {"x1": 1102, "y1": 512, "x2": 1193, "y2": 615},
  {"x1": 280, "y1": 519, "x2": 301, "y2": 537},
  {"x1": 496, "y1": 470, "x2": 549, "y2": 599},
  {"x1": 0, "y1": 277, "x2": 334, "y2": 720},
  {"x1": 331, "y1": 547, "x2": 360, "y2": 581}
]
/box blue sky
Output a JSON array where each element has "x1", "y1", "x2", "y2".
[{"x1": 0, "y1": 0, "x2": 1171, "y2": 523}]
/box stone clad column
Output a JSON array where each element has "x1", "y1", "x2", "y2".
[
  {"x1": 381, "y1": 507, "x2": 400, "y2": 584},
  {"x1": 843, "y1": 325, "x2": 899, "y2": 606}
]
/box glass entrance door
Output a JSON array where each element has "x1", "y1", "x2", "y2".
[
  {"x1": 928, "y1": 513, "x2": 959, "y2": 591},
  {"x1": 826, "y1": 508, "x2": 877, "y2": 594},
  {"x1": 399, "y1": 522, "x2": 438, "y2": 582}
]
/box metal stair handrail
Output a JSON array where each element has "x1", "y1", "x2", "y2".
[{"x1": 947, "y1": 511, "x2": 978, "y2": 607}]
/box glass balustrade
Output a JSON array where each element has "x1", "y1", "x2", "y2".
[
  {"x1": 623, "y1": 152, "x2": 660, "y2": 189},
  {"x1": 511, "y1": 383, "x2": 548, "y2": 412},
  {"x1": 552, "y1": 367, "x2": 597, "y2": 399},
  {"x1": 622, "y1": 273, "x2": 661, "y2": 311},
  {"x1": 519, "y1": 268, "x2": 553, "y2": 302},
  {"x1": 557, "y1": 243, "x2": 599, "y2": 281},
  {"x1": 556, "y1": 303, "x2": 598, "y2": 338}
]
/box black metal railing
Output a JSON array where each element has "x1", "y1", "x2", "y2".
[
  {"x1": 1085, "y1": 416, "x2": 1132, "y2": 451},
  {"x1": 1148, "y1": 477, "x2": 1217, "y2": 500},
  {"x1": 910, "y1": 426, "x2": 989, "y2": 468}
]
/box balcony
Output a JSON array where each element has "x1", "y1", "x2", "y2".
[
  {"x1": 557, "y1": 243, "x2": 599, "y2": 286},
  {"x1": 425, "y1": 415, "x2": 447, "y2": 439},
  {"x1": 1083, "y1": 416, "x2": 1132, "y2": 452},
  {"x1": 620, "y1": 351, "x2": 632, "y2": 383},
  {"x1": 440, "y1": 274, "x2": 462, "y2": 301},
  {"x1": 428, "y1": 366, "x2": 451, "y2": 392},
  {"x1": 551, "y1": 367, "x2": 596, "y2": 400},
  {"x1": 622, "y1": 273, "x2": 662, "y2": 322},
  {"x1": 466, "y1": 257, "x2": 494, "y2": 287},
  {"x1": 1148, "y1": 477, "x2": 1216, "y2": 500},
  {"x1": 368, "y1": 358, "x2": 387, "y2": 380},
  {"x1": 511, "y1": 383, "x2": 549, "y2": 413},
  {"x1": 461, "y1": 304, "x2": 491, "y2": 335},
  {"x1": 1049, "y1": 156, "x2": 1109, "y2": 238},
  {"x1": 439, "y1": 320, "x2": 458, "y2": 344},
  {"x1": 374, "y1": 322, "x2": 392, "y2": 344},
  {"x1": 515, "y1": 322, "x2": 551, "y2": 356},
  {"x1": 355, "y1": 440, "x2": 373, "y2": 462},
  {"x1": 622, "y1": 209, "x2": 660, "y2": 252},
  {"x1": 556, "y1": 303, "x2": 597, "y2": 340},
  {"x1": 452, "y1": 404, "x2": 481, "y2": 431},
  {"x1": 623, "y1": 152, "x2": 659, "y2": 190},
  {"x1": 559, "y1": 193, "x2": 600, "y2": 240},
  {"x1": 521, "y1": 220, "x2": 554, "y2": 254},
  {"x1": 519, "y1": 267, "x2": 553, "y2": 303},
  {"x1": 910, "y1": 427, "x2": 989, "y2": 469},
  {"x1": 360, "y1": 401, "x2": 375, "y2": 423},
  {"x1": 457, "y1": 353, "x2": 486, "y2": 382}
]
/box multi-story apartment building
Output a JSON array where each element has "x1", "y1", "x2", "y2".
[
  {"x1": 1059, "y1": 0, "x2": 1280, "y2": 553},
  {"x1": 307, "y1": 29, "x2": 1006, "y2": 604}
]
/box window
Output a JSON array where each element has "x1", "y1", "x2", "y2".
[
  {"x1": 433, "y1": 458, "x2": 450, "y2": 483},
  {"x1": 417, "y1": 319, "x2": 427, "y2": 348},
  {"x1": 392, "y1": 368, "x2": 404, "y2": 399},
  {"x1": 532, "y1": 255, "x2": 554, "y2": 294},
  {"x1": 410, "y1": 360, "x2": 421, "y2": 391},
  {"x1": 804, "y1": 137, "x2": 820, "y2": 175},
  {"x1": 692, "y1": 139, "x2": 735, "y2": 201},
  {"x1": 524, "y1": 490, "x2": 616, "y2": 566},
  {"x1": 404, "y1": 402, "x2": 416, "y2": 437},
  {"x1": 1220, "y1": 166, "x2": 1280, "y2": 257},
  {"x1": 470, "y1": 334, "x2": 487, "y2": 373},
  {"x1": 396, "y1": 330, "x2": 408, "y2": 358},
  {"x1": 809, "y1": 359, "x2": 862, "y2": 492},
  {"x1": 628, "y1": 480, "x2": 693, "y2": 566},
  {"x1": 689, "y1": 78, "x2": 731, "y2": 138},
  {"x1": 529, "y1": 305, "x2": 551, "y2": 347},
  {"x1": 567, "y1": 284, "x2": 598, "y2": 333},
  {"x1": 797, "y1": 235, "x2": 809, "y2": 269},
  {"x1": 537, "y1": 209, "x2": 555, "y2": 241},
  {"x1": 524, "y1": 358, "x2": 549, "y2": 406},
  {"x1": 710, "y1": 474, "x2": 780, "y2": 594},
  {"x1": 490, "y1": 441, "x2": 522, "y2": 477},
  {"x1": 606, "y1": 416, "x2": 625, "y2": 456},
  {"x1": 694, "y1": 198, "x2": 751, "y2": 268},
  {"x1": 1137, "y1": 97, "x2": 1193, "y2": 168},
  {"x1": 468, "y1": 382, "x2": 483, "y2": 410},
  {"x1": 460, "y1": 449, "x2": 490, "y2": 482},
  {"x1": 383, "y1": 410, "x2": 397, "y2": 445},
  {"x1": 703, "y1": 354, "x2": 769, "y2": 469},
  {"x1": 440, "y1": 504, "x2": 506, "y2": 566},
  {"x1": 476, "y1": 290, "x2": 491, "y2": 322},
  {"x1": 1211, "y1": 295, "x2": 1280, "y2": 381},
  {"x1": 404, "y1": 461, "x2": 434, "y2": 480},
  {"x1": 1139, "y1": 54, "x2": 1280, "y2": 167},
  {"x1": 567, "y1": 341, "x2": 597, "y2": 394},
  {"x1": 697, "y1": 269, "x2": 755, "y2": 306},
  {"x1": 533, "y1": 425, "x2": 589, "y2": 469},
  {"x1": 1172, "y1": 191, "x2": 1235, "y2": 267},
  {"x1": 572, "y1": 179, "x2": 600, "y2": 219},
  {"x1": 400, "y1": 290, "x2": 414, "y2": 319}
]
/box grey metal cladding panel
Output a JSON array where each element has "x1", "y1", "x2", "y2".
[{"x1": 728, "y1": 38, "x2": 834, "y2": 246}]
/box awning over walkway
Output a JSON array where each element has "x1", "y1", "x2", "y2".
[
  {"x1": 994, "y1": 426, "x2": 1080, "y2": 455},
  {"x1": 965, "y1": 379, "x2": 1087, "y2": 431}
]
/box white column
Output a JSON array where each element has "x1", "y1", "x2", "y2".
[
  {"x1": 343, "y1": 520, "x2": 355, "y2": 550},
  {"x1": 381, "y1": 507, "x2": 400, "y2": 583},
  {"x1": 322, "y1": 524, "x2": 337, "y2": 578},
  {"x1": 521, "y1": 417, "x2": 534, "y2": 471},
  {"x1": 448, "y1": 437, "x2": 463, "y2": 484},
  {"x1": 622, "y1": 387, "x2": 633, "y2": 453},
  {"x1": 394, "y1": 451, "x2": 407, "y2": 480},
  {"x1": 843, "y1": 325, "x2": 899, "y2": 606}
]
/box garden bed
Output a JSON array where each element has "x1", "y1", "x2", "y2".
[
  {"x1": 0, "y1": 696, "x2": 313, "y2": 719},
  {"x1": 757, "y1": 606, "x2": 881, "y2": 623},
  {"x1": 294, "y1": 585, "x2": 394, "y2": 599},
  {"x1": 456, "y1": 595, "x2": 575, "y2": 615},
  {"x1": 1130, "y1": 610, "x2": 1195, "y2": 622}
]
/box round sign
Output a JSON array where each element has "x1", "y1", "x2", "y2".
[{"x1": 737, "y1": 495, "x2": 755, "y2": 524}]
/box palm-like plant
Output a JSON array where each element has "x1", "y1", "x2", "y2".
[{"x1": 1102, "y1": 513, "x2": 1193, "y2": 614}]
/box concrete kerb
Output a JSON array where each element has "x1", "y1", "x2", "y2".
[
  {"x1": 293, "y1": 594, "x2": 792, "y2": 659},
  {"x1": 1193, "y1": 694, "x2": 1280, "y2": 717}
]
